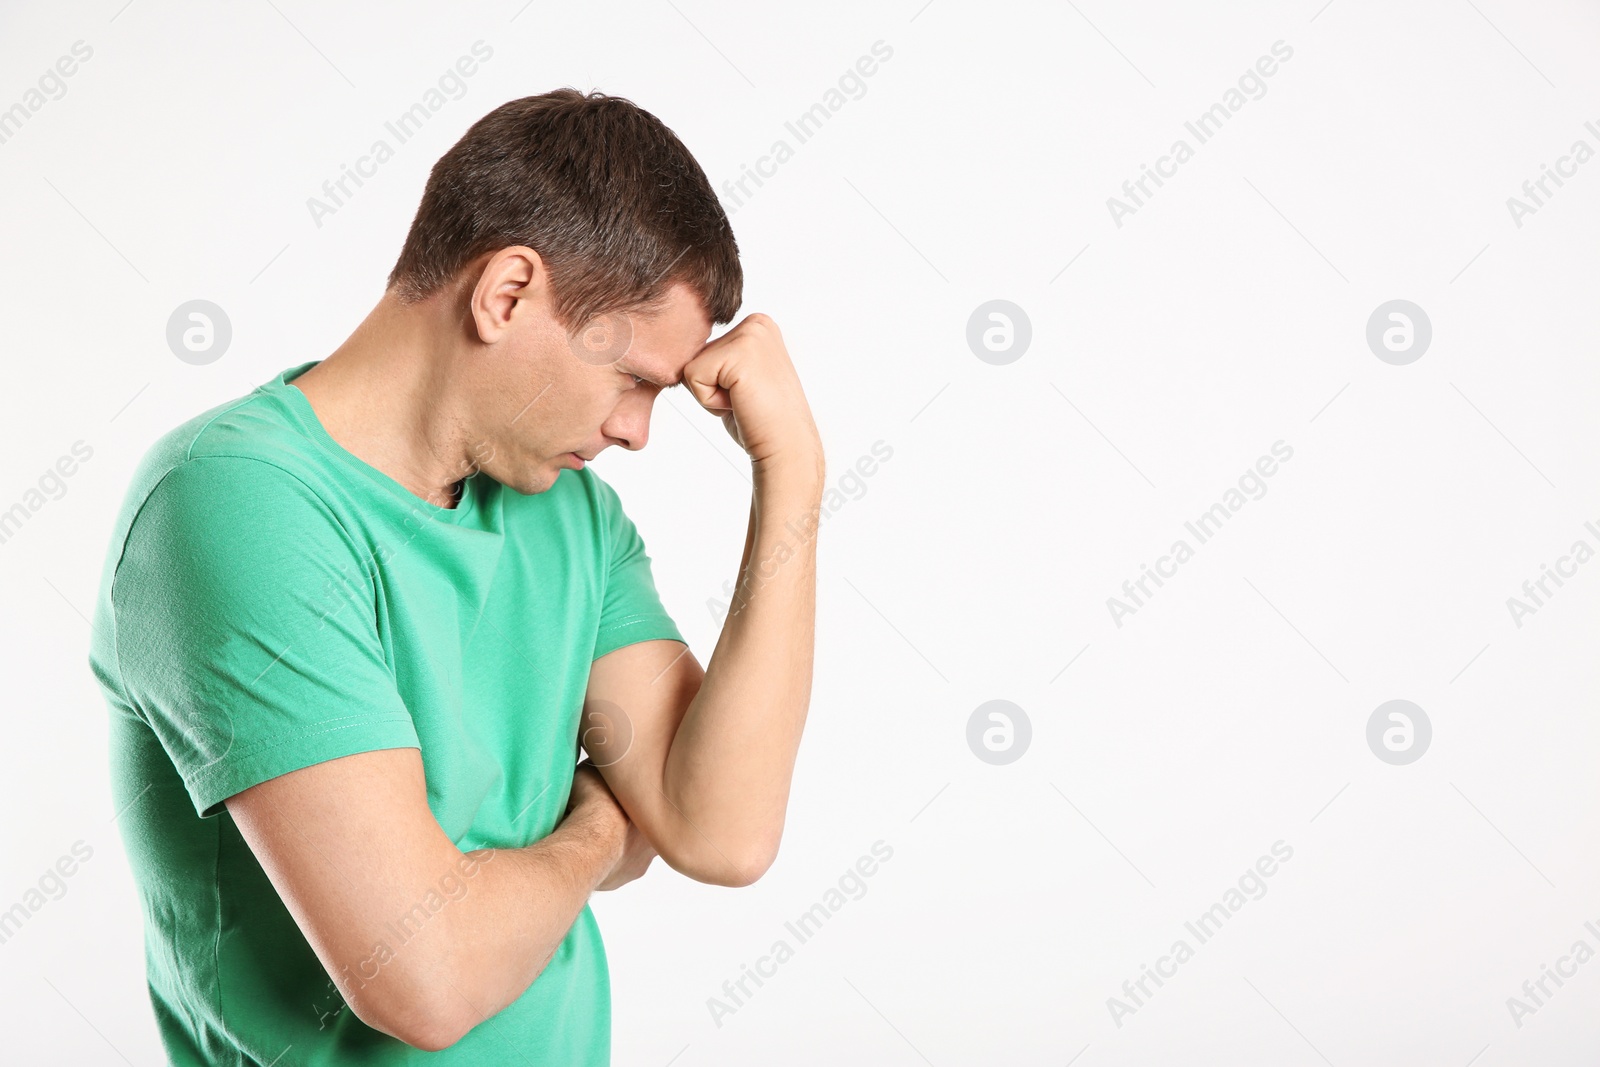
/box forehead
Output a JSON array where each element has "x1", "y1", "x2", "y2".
[{"x1": 625, "y1": 282, "x2": 713, "y2": 366}]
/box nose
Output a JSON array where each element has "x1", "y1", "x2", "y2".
[{"x1": 601, "y1": 391, "x2": 655, "y2": 452}]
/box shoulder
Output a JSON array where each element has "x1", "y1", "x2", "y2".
[
  {"x1": 117, "y1": 386, "x2": 355, "y2": 540},
  {"x1": 109, "y1": 432, "x2": 357, "y2": 602},
  {"x1": 120, "y1": 386, "x2": 298, "y2": 492}
]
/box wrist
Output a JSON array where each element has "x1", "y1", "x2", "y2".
[
  {"x1": 568, "y1": 795, "x2": 627, "y2": 861},
  {"x1": 752, "y1": 445, "x2": 825, "y2": 498}
]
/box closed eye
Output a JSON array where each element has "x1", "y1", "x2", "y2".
[{"x1": 623, "y1": 368, "x2": 681, "y2": 390}]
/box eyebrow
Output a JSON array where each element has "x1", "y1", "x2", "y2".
[{"x1": 635, "y1": 367, "x2": 683, "y2": 390}]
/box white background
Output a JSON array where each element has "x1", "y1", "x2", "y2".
[{"x1": 2, "y1": 1, "x2": 1598, "y2": 1064}]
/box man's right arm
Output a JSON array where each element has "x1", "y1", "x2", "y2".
[{"x1": 225, "y1": 748, "x2": 628, "y2": 1052}]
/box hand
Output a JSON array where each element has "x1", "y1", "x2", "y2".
[
  {"x1": 596, "y1": 817, "x2": 658, "y2": 892},
  {"x1": 566, "y1": 759, "x2": 656, "y2": 892},
  {"x1": 682, "y1": 313, "x2": 823, "y2": 472},
  {"x1": 565, "y1": 758, "x2": 617, "y2": 823}
]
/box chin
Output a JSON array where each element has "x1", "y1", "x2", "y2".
[
  {"x1": 526, "y1": 471, "x2": 566, "y2": 495},
  {"x1": 490, "y1": 455, "x2": 571, "y2": 496}
]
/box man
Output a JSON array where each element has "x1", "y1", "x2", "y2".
[{"x1": 87, "y1": 89, "x2": 823, "y2": 1064}]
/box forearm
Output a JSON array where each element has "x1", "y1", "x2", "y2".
[
  {"x1": 426, "y1": 804, "x2": 623, "y2": 1045},
  {"x1": 661, "y1": 457, "x2": 824, "y2": 881}
]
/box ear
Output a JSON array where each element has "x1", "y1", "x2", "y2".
[{"x1": 468, "y1": 246, "x2": 550, "y2": 344}]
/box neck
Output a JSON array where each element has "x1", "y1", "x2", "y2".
[{"x1": 292, "y1": 290, "x2": 474, "y2": 509}]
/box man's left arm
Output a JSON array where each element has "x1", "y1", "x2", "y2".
[{"x1": 582, "y1": 313, "x2": 824, "y2": 887}]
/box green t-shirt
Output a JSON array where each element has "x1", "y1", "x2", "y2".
[{"x1": 87, "y1": 360, "x2": 685, "y2": 1065}]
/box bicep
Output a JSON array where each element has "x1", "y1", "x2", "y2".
[
  {"x1": 581, "y1": 639, "x2": 703, "y2": 844},
  {"x1": 224, "y1": 747, "x2": 467, "y2": 1049}
]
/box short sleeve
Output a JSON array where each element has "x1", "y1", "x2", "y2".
[
  {"x1": 591, "y1": 475, "x2": 685, "y2": 661},
  {"x1": 111, "y1": 456, "x2": 419, "y2": 819}
]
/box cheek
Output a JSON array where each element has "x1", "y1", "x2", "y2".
[
  {"x1": 527, "y1": 392, "x2": 608, "y2": 448},
  {"x1": 584, "y1": 388, "x2": 625, "y2": 425}
]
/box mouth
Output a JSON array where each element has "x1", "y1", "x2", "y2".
[{"x1": 565, "y1": 453, "x2": 587, "y2": 468}]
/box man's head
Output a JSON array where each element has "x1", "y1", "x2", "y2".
[{"x1": 383, "y1": 89, "x2": 742, "y2": 494}]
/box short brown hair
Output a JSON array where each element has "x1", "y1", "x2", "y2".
[{"x1": 386, "y1": 89, "x2": 742, "y2": 330}]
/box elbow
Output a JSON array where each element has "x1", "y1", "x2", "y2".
[
  {"x1": 393, "y1": 1025, "x2": 460, "y2": 1054},
  {"x1": 725, "y1": 854, "x2": 775, "y2": 888},
  {"x1": 371, "y1": 1000, "x2": 470, "y2": 1053},
  {"x1": 415, "y1": 1025, "x2": 471, "y2": 1054},
  {"x1": 726, "y1": 840, "x2": 780, "y2": 887},
  {"x1": 401, "y1": 1009, "x2": 471, "y2": 1053},
  {"x1": 349, "y1": 973, "x2": 473, "y2": 1052},
  {"x1": 668, "y1": 835, "x2": 780, "y2": 888}
]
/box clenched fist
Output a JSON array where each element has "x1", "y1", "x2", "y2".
[
  {"x1": 682, "y1": 314, "x2": 823, "y2": 475},
  {"x1": 567, "y1": 759, "x2": 656, "y2": 892}
]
